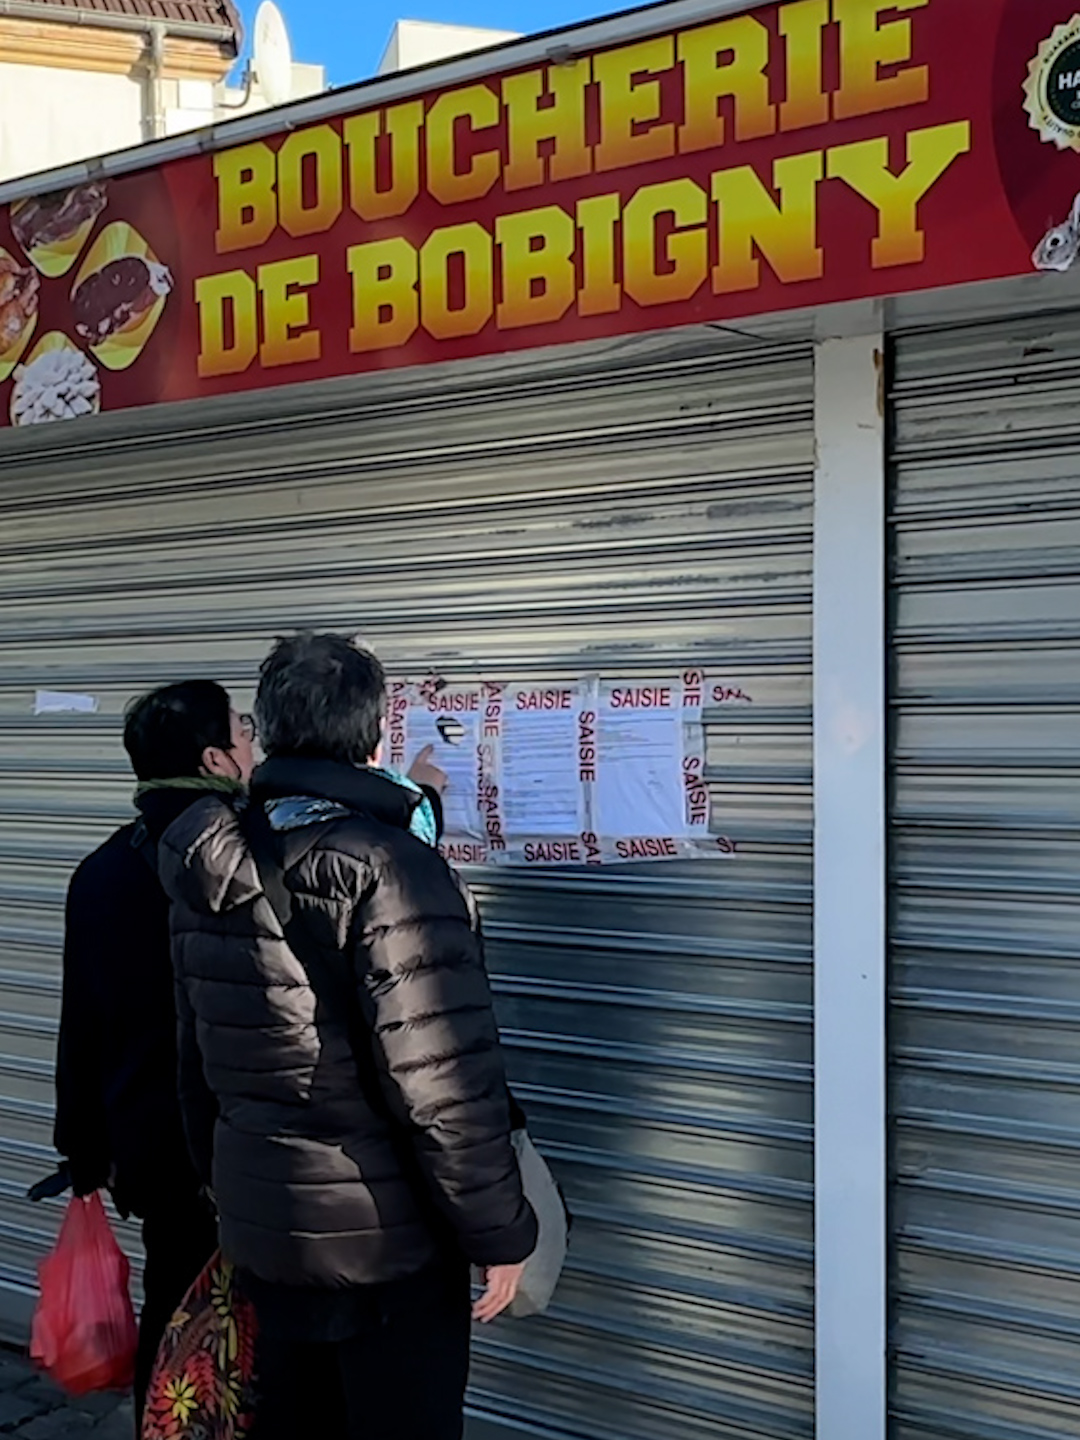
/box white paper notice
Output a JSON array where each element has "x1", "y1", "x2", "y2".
[
  {"x1": 34, "y1": 690, "x2": 99, "y2": 715},
  {"x1": 405, "y1": 685, "x2": 482, "y2": 838},
  {"x1": 501, "y1": 684, "x2": 583, "y2": 836},
  {"x1": 595, "y1": 682, "x2": 686, "y2": 839}
]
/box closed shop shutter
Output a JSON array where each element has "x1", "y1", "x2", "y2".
[
  {"x1": 0, "y1": 329, "x2": 813, "y2": 1440},
  {"x1": 889, "y1": 312, "x2": 1080, "y2": 1440}
]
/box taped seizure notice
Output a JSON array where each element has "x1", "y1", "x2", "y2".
[{"x1": 391, "y1": 670, "x2": 732, "y2": 866}]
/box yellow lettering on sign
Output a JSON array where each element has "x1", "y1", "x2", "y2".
[
  {"x1": 348, "y1": 238, "x2": 419, "y2": 352},
  {"x1": 828, "y1": 121, "x2": 971, "y2": 268},
  {"x1": 214, "y1": 144, "x2": 276, "y2": 255},
  {"x1": 426, "y1": 87, "x2": 501, "y2": 206},
  {"x1": 496, "y1": 206, "x2": 576, "y2": 329},
  {"x1": 503, "y1": 61, "x2": 593, "y2": 192},
  {"x1": 344, "y1": 102, "x2": 422, "y2": 222},
  {"x1": 193, "y1": 1, "x2": 963, "y2": 374},
  {"x1": 594, "y1": 36, "x2": 676, "y2": 173},
  {"x1": 834, "y1": 0, "x2": 930, "y2": 121},
  {"x1": 576, "y1": 193, "x2": 622, "y2": 317},
  {"x1": 678, "y1": 17, "x2": 776, "y2": 154},
  {"x1": 624, "y1": 178, "x2": 708, "y2": 308},
  {"x1": 276, "y1": 127, "x2": 343, "y2": 239},
  {"x1": 258, "y1": 255, "x2": 321, "y2": 368},
  {"x1": 420, "y1": 222, "x2": 493, "y2": 339},
  {"x1": 712, "y1": 151, "x2": 824, "y2": 293},
  {"x1": 196, "y1": 270, "x2": 258, "y2": 377},
  {"x1": 780, "y1": 0, "x2": 830, "y2": 132}
]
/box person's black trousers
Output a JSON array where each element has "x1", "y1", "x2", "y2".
[
  {"x1": 134, "y1": 1193, "x2": 219, "y2": 1430},
  {"x1": 249, "y1": 1260, "x2": 472, "y2": 1440}
]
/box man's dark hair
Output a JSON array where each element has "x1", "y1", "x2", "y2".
[
  {"x1": 257, "y1": 632, "x2": 386, "y2": 765},
  {"x1": 123, "y1": 680, "x2": 233, "y2": 782}
]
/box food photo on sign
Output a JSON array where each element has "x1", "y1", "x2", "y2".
[{"x1": 0, "y1": 175, "x2": 178, "y2": 425}]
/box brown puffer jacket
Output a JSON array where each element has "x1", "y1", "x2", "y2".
[{"x1": 158, "y1": 757, "x2": 537, "y2": 1288}]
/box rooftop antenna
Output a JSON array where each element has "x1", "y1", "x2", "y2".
[
  {"x1": 220, "y1": 1, "x2": 293, "y2": 111},
  {"x1": 253, "y1": 2, "x2": 294, "y2": 109}
]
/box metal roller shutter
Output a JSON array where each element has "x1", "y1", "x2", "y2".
[
  {"x1": 889, "y1": 312, "x2": 1080, "y2": 1440},
  {"x1": 0, "y1": 328, "x2": 814, "y2": 1440}
]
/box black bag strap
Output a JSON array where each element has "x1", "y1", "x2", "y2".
[
  {"x1": 130, "y1": 818, "x2": 158, "y2": 877},
  {"x1": 240, "y1": 803, "x2": 294, "y2": 931},
  {"x1": 239, "y1": 803, "x2": 360, "y2": 1029},
  {"x1": 240, "y1": 803, "x2": 408, "y2": 1142}
]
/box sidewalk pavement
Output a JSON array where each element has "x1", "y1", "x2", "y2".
[{"x1": 0, "y1": 1349, "x2": 132, "y2": 1439}]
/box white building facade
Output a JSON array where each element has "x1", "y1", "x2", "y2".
[
  {"x1": 0, "y1": 0, "x2": 324, "y2": 184},
  {"x1": 378, "y1": 19, "x2": 522, "y2": 75}
]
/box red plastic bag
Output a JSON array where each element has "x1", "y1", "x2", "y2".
[{"x1": 31, "y1": 1193, "x2": 138, "y2": 1396}]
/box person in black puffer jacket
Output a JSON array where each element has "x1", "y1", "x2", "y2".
[{"x1": 158, "y1": 632, "x2": 537, "y2": 1440}]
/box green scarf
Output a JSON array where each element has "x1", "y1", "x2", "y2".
[{"x1": 134, "y1": 776, "x2": 245, "y2": 801}]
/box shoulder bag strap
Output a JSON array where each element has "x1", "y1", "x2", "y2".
[
  {"x1": 130, "y1": 819, "x2": 159, "y2": 877},
  {"x1": 239, "y1": 803, "x2": 354, "y2": 1020}
]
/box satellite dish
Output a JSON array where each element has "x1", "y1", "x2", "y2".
[{"x1": 253, "y1": 1, "x2": 293, "y2": 109}]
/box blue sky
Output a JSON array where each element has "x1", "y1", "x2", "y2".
[{"x1": 234, "y1": 0, "x2": 597, "y2": 89}]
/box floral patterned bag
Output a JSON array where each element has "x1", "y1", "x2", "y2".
[{"x1": 142, "y1": 1251, "x2": 258, "y2": 1440}]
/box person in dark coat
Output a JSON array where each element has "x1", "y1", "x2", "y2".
[
  {"x1": 158, "y1": 633, "x2": 537, "y2": 1440},
  {"x1": 54, "y1": 680, "x2": 257, "y2": 1428}
]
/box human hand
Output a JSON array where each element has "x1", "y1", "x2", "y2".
[
  {"x1": 473, "y1": 1262, "x2": 527, "y2": 1323},
  {"x1": 408, "y1": 744, "x2": 448, "y2": 796}
]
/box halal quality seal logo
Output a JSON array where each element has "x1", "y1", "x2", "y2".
[{"x1": 1025, "y1": 15, "x2": 1080, "y2": 152}]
